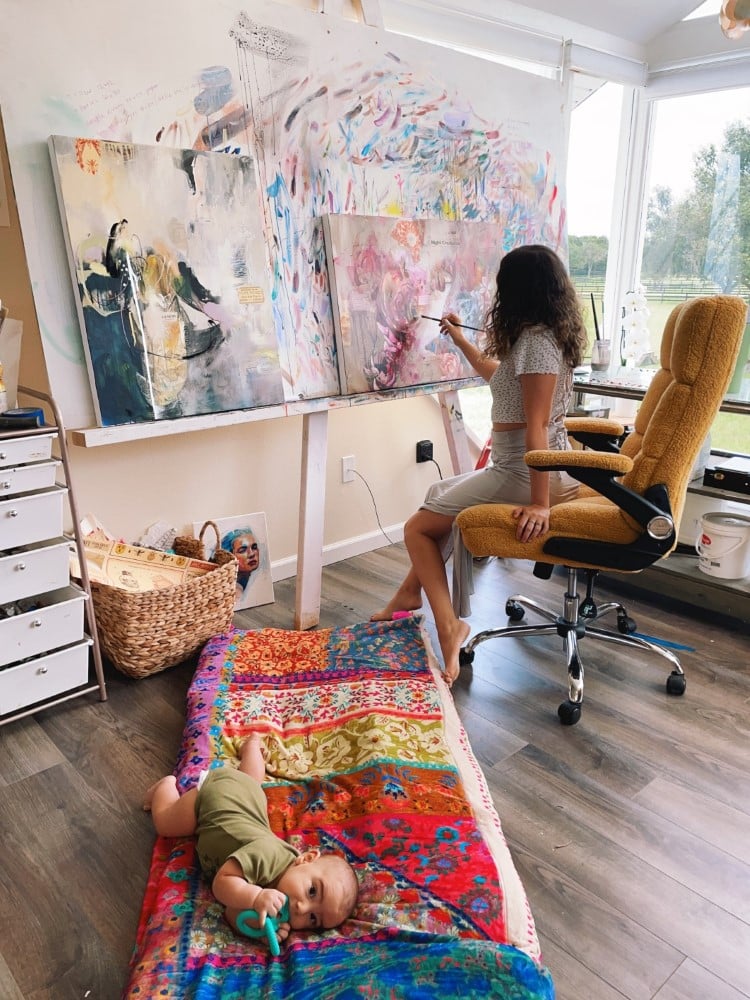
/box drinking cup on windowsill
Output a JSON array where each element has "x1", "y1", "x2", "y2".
[{"x1": 590, "y1": 340, "x2": 612, "y2": 371}]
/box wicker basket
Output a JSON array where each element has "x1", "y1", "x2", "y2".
[{"x1": 91, "y1": 538, "x2": 237, "y2": 679}]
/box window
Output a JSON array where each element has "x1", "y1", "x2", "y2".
[
  {"x1": 567, "y1": 82, "x2": 623, "y2": 360},
  {"x1": 459, "y1": 80, "x2": 625, "y2": 448},
  {"x1": 638, "y1": 87, "x2": 750, "y2": 455}
]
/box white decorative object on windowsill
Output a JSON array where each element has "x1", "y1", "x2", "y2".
[{"x1": 620, "y1": 285, "x2": 651, "y2": 367}]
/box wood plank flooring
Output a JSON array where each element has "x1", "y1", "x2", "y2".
[{"x1": 0, "y1": 544, "x2": 748, "y2": 999}]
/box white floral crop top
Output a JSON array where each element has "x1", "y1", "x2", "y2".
[{"x1": 489, "y1": 325, "x2": 572, "y2": 426}]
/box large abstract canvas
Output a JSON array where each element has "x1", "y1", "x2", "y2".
[
  {"x1": 324, "y1": 215, "x2": 501, "y2": 394},
  {"x1": 49, "y1": 136, "x2": 285, "y2": 426},
  {"x1": 0, "y1": 0, "x2": 568, "y2": 428}
]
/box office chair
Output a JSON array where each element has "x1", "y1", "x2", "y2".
[{"x1": 456, "y1": 295, "x2": 747, "y2": 725}]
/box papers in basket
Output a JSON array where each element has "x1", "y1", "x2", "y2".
[{"x1": 70, "y1": 537, "x2": 216, "y2": 592}]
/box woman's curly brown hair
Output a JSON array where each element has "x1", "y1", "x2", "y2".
[{"x1": 483, "y1": 244, "x2": 586, "y2": 367}]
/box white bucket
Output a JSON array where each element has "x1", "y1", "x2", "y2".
[
  {"x1": 696, "y1": 512, "x2": 750, "y2": 579},
  {"x1": 679, "y1": 493, "x2": 749, "y2": 546}
]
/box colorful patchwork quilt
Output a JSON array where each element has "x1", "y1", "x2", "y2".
[{"x1": 124, "y1": 617, "x2": 555, "y2": 998}]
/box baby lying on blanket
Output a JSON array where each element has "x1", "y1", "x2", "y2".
[{"x1": 144, "y1": 734, "x2": 358, "y2": 944}]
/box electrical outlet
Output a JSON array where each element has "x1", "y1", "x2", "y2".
[
  {"x1": 341, "y1": 455, "x2": 356, "y2": 483},
  {"x1": 416, "y1": 440, "x2": 433, "y2": 463}
]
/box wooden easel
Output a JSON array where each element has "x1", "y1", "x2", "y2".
[
  {"x1": 318, "y1": 0, "x2": 383, "y2": 29},
  {"x1": 295, "y1": 388, "x2": 472, "y2": 628}
]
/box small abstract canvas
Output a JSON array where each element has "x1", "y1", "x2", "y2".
[
  {"x1": 49, "y1": 135, "x2": 285, "y2": 426},
  {"x1": 194, "y1": 513, "x2": 274, "y2": 611},
  {"x1": 323, "y1": 215, "x2": 503, "y2": 395}
]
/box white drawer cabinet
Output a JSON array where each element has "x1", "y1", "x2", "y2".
[{"x1": 0, "y1": 392, "x2": 106, "y2": 726}]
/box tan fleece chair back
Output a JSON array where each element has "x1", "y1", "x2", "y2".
[{"x1": 458, "y1": 295, "x2": 748, "y2": 570}]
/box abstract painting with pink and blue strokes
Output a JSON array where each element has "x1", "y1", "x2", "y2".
[
  {"x1": 244, "y1": 34, "x2": 566, "y2": 400},
  {"x1": 324, "y1": 214, "x2": 503, "y2": 394}
]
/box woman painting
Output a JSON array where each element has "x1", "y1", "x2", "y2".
[{"x1": 372, "y1": 244, "x2": 587, "y2": 686}]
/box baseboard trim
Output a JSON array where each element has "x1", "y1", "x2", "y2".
[{"x1": 271, "y1": 524, "x2": 405, "y2": 582}]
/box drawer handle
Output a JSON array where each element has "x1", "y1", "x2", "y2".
[
  {"x1": 38, "y1": 666, "x2": 49, "y2": 675},
  {"x1": 31, "y1": 619, "x2": 43, "y2": 628},
  {"x1": 8, "y1": 509, "x2": 18, "y2": 518},
  {"x1": 0, "y1": 451, "x2": 6, "y2": 460},
  {"x1": 15, "y1": 562, "x2": 27, "y2": 571},
  {"x1": 1, "y1": 481, "x2": 10, "y2": 489}
]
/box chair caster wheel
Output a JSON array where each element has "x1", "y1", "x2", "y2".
[
  {"x1": 666, "y1": 670, "x2": 686, "y2": 696},
  {"x1": 580, "y1": 599, "x2": 597, "y2": 619},
  {"x1": 506, "y1": 600, "x2": 525, "y2": 621},
  {"x1": 558, "y1": 700, "x2": 582, "y2": 725},
  {"x1": 617, "y1": 614, "x2": 637, "y2": 635},
  {"x1": 459, "y1": 647, "x2": 474, "y2": 667}
]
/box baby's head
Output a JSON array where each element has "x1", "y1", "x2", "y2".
[{"x1": 276, "y1": 850, "x2": 358, "y2": 931}]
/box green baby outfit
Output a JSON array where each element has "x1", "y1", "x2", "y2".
[{"x1": 195, "y1": 767, "x2": 298, "y2": 884}]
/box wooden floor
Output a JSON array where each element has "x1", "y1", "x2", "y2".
[{"x1": 1, "y1": 545, "x2": 749, "y2": 1000}]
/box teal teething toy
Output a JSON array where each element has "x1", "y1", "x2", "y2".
[{"x1": 236, "y1": 897, "x2": 290, "y2": 956}]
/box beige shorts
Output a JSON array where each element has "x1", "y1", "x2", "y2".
[
  {"x1": 419, "y1": 426, "x2": 580, "y2": 618},
  {"x1": 421, "y1": 426, "x2": 579, "y2": 517}
]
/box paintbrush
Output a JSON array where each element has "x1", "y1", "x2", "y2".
[
  {"x1": 420, "y1": 314, "x2": 484, "y2": 333},
  {"x1": 590, "y1": 293, "x2": 601, "y2": 341}
]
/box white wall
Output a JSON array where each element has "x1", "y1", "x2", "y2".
[{"x1": 61, "y1": 394, "x2": 455, "y2": 578}]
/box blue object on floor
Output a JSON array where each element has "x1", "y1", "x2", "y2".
[{"x1": 632, "y1": 632, "x2": 695, "y2": 652}]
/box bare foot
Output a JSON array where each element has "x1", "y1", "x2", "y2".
[
  {"x1": 143, "y1": 774, "x2": 177, "y2": 811},
  {"x1": 370, "y1": 587, "x2": 423, "y2": 622},
  {"x1": 437, "y1": 619, "x2": 471, "y2": 688}
]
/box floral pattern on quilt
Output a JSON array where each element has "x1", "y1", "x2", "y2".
[{"x1": 125, "y1": 618, "x2": 555, "y2": 999}]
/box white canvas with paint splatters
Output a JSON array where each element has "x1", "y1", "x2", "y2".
[
  {"x1": 49, "y1": 136, "x2": 285, "y2": 426},
  {"x1": 0, "y1": 0, "x2": 568, "y2": 428}
]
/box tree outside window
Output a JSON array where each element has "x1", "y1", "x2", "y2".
[{"x1": 640, "y1": 89, "x2": 750, "y2": 455}]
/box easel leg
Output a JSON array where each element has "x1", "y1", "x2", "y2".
[
  {"x1": 295, "y1": 409, "x2": 328, "y2": 630},
  {"x1": 439, "y1": 389, "x2": 472, "y2": 476}
]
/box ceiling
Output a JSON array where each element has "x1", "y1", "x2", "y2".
[
  {"x1": 491, "y1": 0, "x2": 716, "y2": 46},
  {"x1": 416, "y1": 0, "x2": 720, "y2": 48}
]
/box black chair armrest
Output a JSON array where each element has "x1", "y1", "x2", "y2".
[{"x1": 565, "y1": 417, "x2": 626, "y2": 454}]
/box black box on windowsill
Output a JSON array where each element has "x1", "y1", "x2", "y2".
[{"x1": 703, "y1": 456, "x2": 750, "y2": 496}]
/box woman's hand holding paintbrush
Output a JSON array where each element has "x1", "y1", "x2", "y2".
[{"x1": 427, "y1": 312, "x2": 498, "y2": 381}]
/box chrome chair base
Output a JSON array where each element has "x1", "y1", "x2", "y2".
[{"x1": 459, "y1": 566, "x2": 686, "y2": 725}]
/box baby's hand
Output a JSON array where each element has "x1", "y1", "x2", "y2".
[{"x1": 253, "y1": 888, "x2": 287, "y2": 924}]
